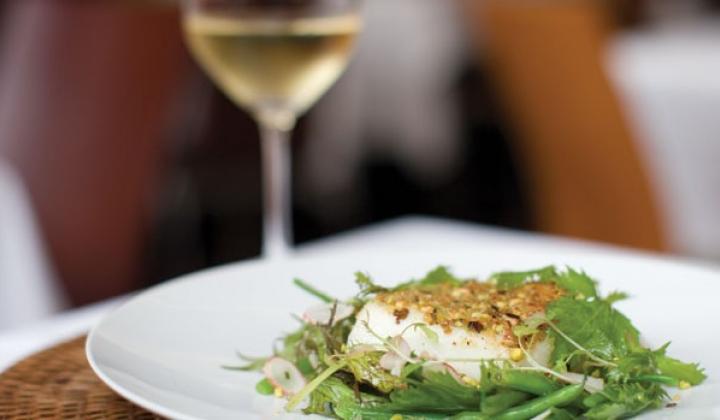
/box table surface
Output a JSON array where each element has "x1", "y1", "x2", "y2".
[{"x1": 0, "y1": 215, "x2": 710, "y2": 373}]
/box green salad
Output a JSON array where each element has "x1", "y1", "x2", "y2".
[{"x1": 230, "y1": 266, "x2": 706, "y2": 419}]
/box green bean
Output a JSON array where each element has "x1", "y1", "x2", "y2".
[
  {"x1": 546, "y1": 407, "x2": 576, "y2": 420},
  {"x1": 634, "y1": 374, "x2": 679, "y2": 387},
  {"x1": 494, "y1": 384, "x2": 584, "y2": 420},
  {"x1": 353, "y1": 410, "x2": 448, "y2": 420},
  {"x1": 582, "y1": 392, "x2": 608, "y2": 409},
  {"x1": 498, "y1": 370, "x2": 562, "y2": 396},
  {"x1": 481, "y1": 390, "x2": 531, "y2": 415},
  {"x1": 451, "y1": 412, "x2": 490, "y2": 420}
]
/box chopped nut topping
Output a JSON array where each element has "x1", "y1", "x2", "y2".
[
  {"x1": 393, "y1": 308, "x2": 409, "y2": 324},
  {"x1": 468, "y1": 321, "x2": 484, "y2": 332},
  {"x1": 375, "y1": 281, "x2": 563, "y2": 335}
]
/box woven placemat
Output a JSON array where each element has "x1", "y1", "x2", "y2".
[{"x1": 0, "y1": 336, "x2": 162, "y2": 419}]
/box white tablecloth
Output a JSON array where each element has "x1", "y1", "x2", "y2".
[
  {"x1": 0, "y1": 216, "x2": 656, "y2": 373},
  {"x1": 608, "y1": 19, "x2": 720, "y2": 261}
]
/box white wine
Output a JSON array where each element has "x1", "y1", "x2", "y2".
[{"x1": 184, "y1": 13, "x2": 360, "y2": 129}]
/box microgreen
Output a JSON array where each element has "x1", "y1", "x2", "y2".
[
  {"x1": 293, "y1": 278, "x2": 335, "y2": 303},
  {"x1": 399, "y1": 322, "x2": 439, "y2": 344}
]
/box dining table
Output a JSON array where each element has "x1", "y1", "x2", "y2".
[
  {"x1": 0, "y1": 215, "x2": 676, "y2": 375},
  {"x1": 3, "y1": 215, "x2": 720, "y2": 420}
]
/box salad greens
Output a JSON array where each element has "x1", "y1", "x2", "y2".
[{"x1": 230, "y1": 266, "x2": 705, "y2": 419}]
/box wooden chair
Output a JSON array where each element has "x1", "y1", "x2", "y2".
[{"x1": 465, "y1": 0, "x2": 665, "y2": 250}]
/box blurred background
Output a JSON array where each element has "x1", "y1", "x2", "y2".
[{"x1": 1, "y1": 0, "x2": 720, "y2": 330}]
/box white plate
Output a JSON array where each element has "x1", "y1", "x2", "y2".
[{"x1": 87, "y1": 248, "x2": 720, "y2": 419}]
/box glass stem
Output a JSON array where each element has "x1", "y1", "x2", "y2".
[{"x1": 260, "y1": 122, "x2": 293, "y2": 258}]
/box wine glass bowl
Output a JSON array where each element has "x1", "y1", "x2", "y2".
[{"x1": 181, "y1": 0, "x2": 362, "y2": 256}]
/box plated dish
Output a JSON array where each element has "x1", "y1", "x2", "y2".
[
  {"x1": 86, "y1": 248, "x2": 720, "y2": 419},
  {"x1": 236, "y1": 266, "x2": 705, "y2": 419}
]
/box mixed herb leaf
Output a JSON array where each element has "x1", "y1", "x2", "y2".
[{"x1": 229, "y1": 266, "x2": 706, "y2": 419}]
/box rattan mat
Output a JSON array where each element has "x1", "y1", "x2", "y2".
[{"x1": 0, "y1": 336, "x2": 161, "y2": 419}]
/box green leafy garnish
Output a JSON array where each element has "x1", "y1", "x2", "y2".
[
  {"x1": 656, "y1": 354, "x2": 706, "y2": 385},
  {"x1": 230, "y1": 265, "x2": 706, "y2": 420},
  {"x1": 552, "y1": 267, "x2": 598, "y2": 298},
  {"x1": 547, "y1": 296, "x2": 639, "y2": 368},
  {"x1": 492, "y1": 265, "x2": 598, "y2": 298},
  {"x1": 492, "y1": 265, "x2": 557, "y2": 290},
  {"x1": 604, "y1": 291, "x2": 630, "y2": 305},
  {"x1": 392, "y1": 266, "x2": 463, "y2": 291}
]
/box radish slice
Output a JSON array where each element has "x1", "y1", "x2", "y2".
[
  {"x1": 379, "y1": 352, "x2": 405, "y2": 376},
  {"x1": 302, "y1": 302, "x2": 354, "y2": 326},
  {"x1": 379, "y1": 336, "x2": 412, "y2": 376},
  {"x1": 263, "y1": 357, "x2": 306, "y2": 396},
  {"x1": 565, "y1": 372, "x2": 605, "y2": 393}
]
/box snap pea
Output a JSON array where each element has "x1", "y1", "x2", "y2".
[
  {"x1": 493, "y1": 384, "x2": 584, "y2": 420},
  {"x1": 481, "y1": 390, "x2": 531, "y2": 415},
  {"x1": 497, "y1": 370, "x2": 562, "y2": 396}
]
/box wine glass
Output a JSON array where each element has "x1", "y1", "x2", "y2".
[{"x1": 181, "y1": 0, "x2": 362, "y2": 257}]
